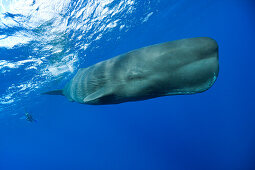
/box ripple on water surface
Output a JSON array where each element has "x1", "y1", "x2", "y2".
[{"x1": 0, "y1": 0, "x2": 157, "y2": 118}]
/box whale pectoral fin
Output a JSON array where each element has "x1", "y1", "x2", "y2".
[{"x1": 83, "y1": 87, "x2": 113, "y2": 103}]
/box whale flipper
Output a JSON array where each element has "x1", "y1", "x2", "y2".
[{"x1": 83, "y1": 87, "x2": 113, "y2": 103}]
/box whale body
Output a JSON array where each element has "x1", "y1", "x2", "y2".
[{"x1": 44, "y1": 37, "x2": 219, "y2": 105}]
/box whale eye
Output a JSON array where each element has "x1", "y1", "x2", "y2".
[{"x1": 127, "y1": 69, "x2": 145, "y2": 81}]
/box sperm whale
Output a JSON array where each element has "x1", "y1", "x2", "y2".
[{"x1": 44, "y1": 37, "x2": 219, "y2": 105}]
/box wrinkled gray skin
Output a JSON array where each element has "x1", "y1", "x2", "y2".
[{"x1": 45, "y1": 37, "x2": 219, "y2": 105}]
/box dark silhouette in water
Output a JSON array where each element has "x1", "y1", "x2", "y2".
[
  {"x1": 44, "y1": 37, "x2": 219, "y2": 105},
  {"x1": 25, "y1": 113, "x2": 36, "y2": 123}
]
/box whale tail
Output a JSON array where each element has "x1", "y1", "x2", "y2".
[{"x1": 42, "y1": 89, "x2": 63, "y2": 96}]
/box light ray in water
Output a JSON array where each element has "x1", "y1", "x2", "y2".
[{"x1": 0, "y1": 0, "x2": 157, "y2": 117}]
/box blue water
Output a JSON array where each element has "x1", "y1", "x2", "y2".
[{"x1": 0, "y1": 0, "x2": 255, "y2": 169}]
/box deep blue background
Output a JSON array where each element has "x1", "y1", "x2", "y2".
[{"x1": 1, "y1": 0, "x2": 255, "y2": 169}]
